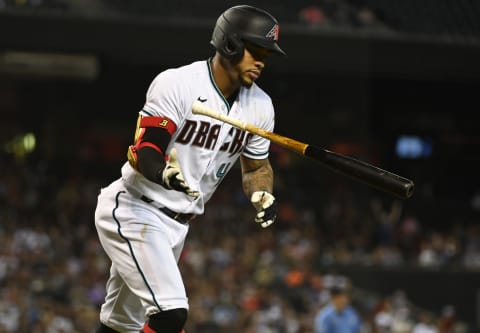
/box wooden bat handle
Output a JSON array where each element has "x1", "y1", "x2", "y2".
[{"x1": 192, "y1": 101, "x2": 308, "y2": 154}]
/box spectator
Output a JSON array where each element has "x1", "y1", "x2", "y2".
[
  {"x1": 299, "y1": 5, "x2": 328, "y2": 27},
  {"x1": 373, "y1": 297, "x2": 394, "y2": 333},
  {"x1": 437, "y1": 305, "x2": 456, "y2": 333},
  {"x1": 412, "y1": 311, "x2": 438, "y2": 333},
  {"x1": 313, "y1": 285, "x2": 361, "y2": 333}
]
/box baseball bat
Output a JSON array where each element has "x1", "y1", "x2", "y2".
[{"x1": 192, "y1": 101, "x2": 414, "y2": 199}]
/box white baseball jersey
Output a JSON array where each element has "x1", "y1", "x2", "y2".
[
  {"x1": 95, "y1": 59, "x2": 276, "y2": 331},
  {"x1": 121, "y1": 58, "x2": 275, "y2": 215}
]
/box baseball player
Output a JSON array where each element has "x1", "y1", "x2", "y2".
[{"x1": 94, "y1": 5, "x2": 286, "y2": 333}]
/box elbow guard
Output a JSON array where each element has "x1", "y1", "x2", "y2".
[{"x1": 127, "y1": 115, "x2": 176, "y2": 170}]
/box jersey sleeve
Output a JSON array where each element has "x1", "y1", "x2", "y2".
[
  {"x1": 242, "y1": 99, "x2": 275, "y2": 160},
  {"x1": 141, "y1": 69, "x2": 186, "y2": 126}
]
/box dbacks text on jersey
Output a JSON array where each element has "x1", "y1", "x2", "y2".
[{"x1": 176, "y1": 119, "x2": 253, "y2": 156}]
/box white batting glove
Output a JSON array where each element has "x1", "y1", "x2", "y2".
[
  {"x1": 162, "y1": 148, "x2": 200, "y2": 198},
  {"x1": 251, "y1": 191, "x2": 277, "y2": 228}
]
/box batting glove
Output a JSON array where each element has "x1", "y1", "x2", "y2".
[
  {"x1": 251, "y1": 191, "x2": 277, "y2": 228},
  {"x1": 162, "y1": 148, "x2": 200, "y2": 198}
]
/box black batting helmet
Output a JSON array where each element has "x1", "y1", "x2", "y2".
[{"x1": 210, "y1": 5, "x2": 286, "y2": 61}]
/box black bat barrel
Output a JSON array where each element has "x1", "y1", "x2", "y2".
[{"x1": 304, "y1": 145, "x2": 414, "y2": 199}]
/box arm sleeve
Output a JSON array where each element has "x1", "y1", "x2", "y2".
[{"x1": 137, "y1": 127, "x2": 172, "y2": 183}]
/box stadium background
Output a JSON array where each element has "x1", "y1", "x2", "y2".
[{"x1": 1, "y1": 0, "x2": 480, "y2": 332}]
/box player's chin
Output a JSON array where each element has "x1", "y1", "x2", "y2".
[{"x1": 240, "y1": 75, "x2": 255, "y2": 88}]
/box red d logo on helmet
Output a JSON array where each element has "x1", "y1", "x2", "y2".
[{"x1": 265, "y1": 24, "x2": 279, "y2": 41}]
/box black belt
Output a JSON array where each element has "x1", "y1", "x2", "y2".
[{"x1": 140, "y1": 195, "x2": 195, "y2": 224}]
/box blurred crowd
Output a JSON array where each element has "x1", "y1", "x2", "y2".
[
  {"x1": 0, "y1": 147, "x2": 477, "y2": 332},
  {"x1": 2, "y1": 0, "x2": 480, "y2": 40}
]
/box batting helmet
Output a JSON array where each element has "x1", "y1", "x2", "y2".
[{"x1": 210, "y1": 5, "x2": 286, "y2": 61}]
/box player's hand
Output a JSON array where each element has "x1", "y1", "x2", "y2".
[
  {"x1": 162, "y1": 148, "x2": 200, "y2": 198},
  {"x1": 250, "y1": 191, "x2": 277, "y2": 228}
]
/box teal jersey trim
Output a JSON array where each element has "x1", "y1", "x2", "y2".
[{"x1": 207, "y1": 58, "x2": 230, "y2": 114}]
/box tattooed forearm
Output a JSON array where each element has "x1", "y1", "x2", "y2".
[{"x1": 240, "y1": 157, "x2": 274, "y2": 197}]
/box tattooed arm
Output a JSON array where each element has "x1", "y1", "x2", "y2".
[{"x1": 240, "y1": 156, "x2": 274, "y2": 198}]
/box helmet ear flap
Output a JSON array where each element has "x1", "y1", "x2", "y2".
[{"x1": 222, "y1": 33, "x2": 244, "y2": 62}]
